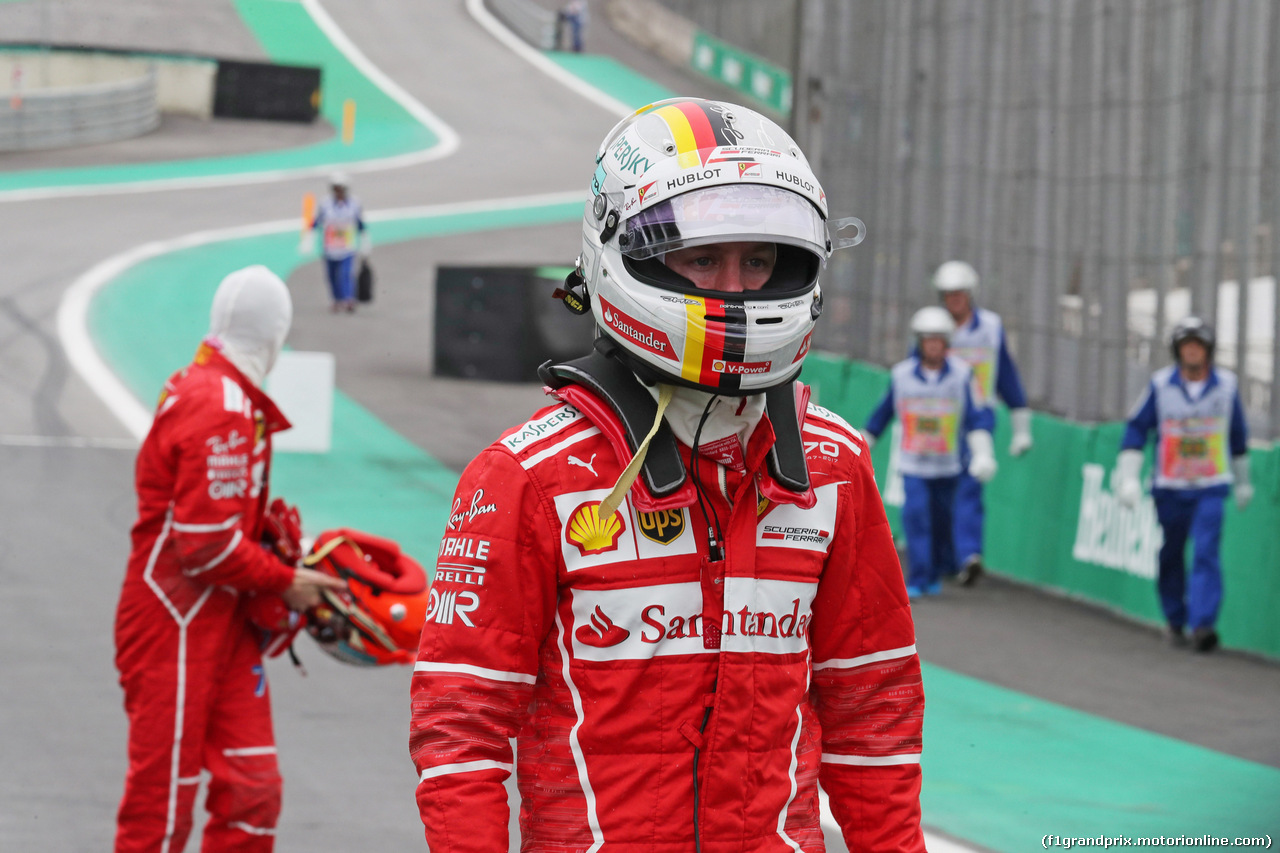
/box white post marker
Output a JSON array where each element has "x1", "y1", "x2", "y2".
[{"x1": 264, "y1": 350, "x2": 335, "y2": 454}]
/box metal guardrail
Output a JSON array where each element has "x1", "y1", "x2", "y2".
[
  {"x1": 0, "y1": 69, "x2": 158, "y2": 151},
  {"x1": 486, "y1": 0, "x2": 558, "y2": 51}
]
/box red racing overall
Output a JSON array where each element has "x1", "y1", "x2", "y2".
[
  {"x1": 115, "y1": 344, "x2": 294, "y2": 852},
  {"x1": 411, "y1": 383, "x2": 926, "y2": 852}
]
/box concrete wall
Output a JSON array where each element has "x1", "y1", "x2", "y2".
[
  {"x1": 486, "y1": 0, "x2": 557, "y2": 51},
  {"x1": 0, "y1": 50, "x2": 216, "y2": 118},
  {"x1": 603, "y1": 0, "x2": 695, "y2": 68}
]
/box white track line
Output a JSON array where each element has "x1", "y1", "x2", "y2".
[
  {"x1": 463, "y1": 0, "x2": 634, "y2": 119},
  {"x1": 58, "y1": 191, "x2": 585, "y2": 440},
  {"x1": 0, "y1": 0, "x2": 459, "y2": 204}
]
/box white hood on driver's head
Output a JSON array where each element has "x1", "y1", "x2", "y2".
[{"x1": 206, "y1": 265, "x2": 292, "y2": 387}]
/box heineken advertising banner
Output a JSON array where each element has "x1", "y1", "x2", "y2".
[{"x1": 800, "y1": 353, "x2": 1280, "y2": 659}]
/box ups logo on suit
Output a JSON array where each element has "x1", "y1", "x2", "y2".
[{"x1": 637, "y1": 509, "x2": 685, "y2": 545}]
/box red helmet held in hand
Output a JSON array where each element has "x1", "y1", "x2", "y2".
[{"x1": 303, "y1": 529, "x2": 430, "y2": 666}]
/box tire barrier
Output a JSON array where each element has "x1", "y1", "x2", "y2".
[
  {"x1": 0, "y1": 69, "x2": 158, "y2": 151},
  {"x1": 0, "y1": 45, "x2": 321, "y2": 153}
]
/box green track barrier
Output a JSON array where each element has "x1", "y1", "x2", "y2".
[
  {"x1": 801, "y1": 352, "x2": 1280, "y2": 659},
  {"x1": 0, "y1": 0, "x2": 436, "y2": 193},
  {"x1": 689, "y1": 30, "x2": 791, "y2": 117}
]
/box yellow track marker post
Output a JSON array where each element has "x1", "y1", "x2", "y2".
[
  {"x1": 301, "y1": 192, "x2": 316, "y2": 230},
  {"x1": 342, "y1": 99, "x2": 356, "y2": 145}
]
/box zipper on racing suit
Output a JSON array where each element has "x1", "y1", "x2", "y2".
[
  {"x1": 691, "y1": 466, "x2": 733, "y2": 853},
  {"x1": 691, "y1": 673, "x2": 718, "y2": 853}
]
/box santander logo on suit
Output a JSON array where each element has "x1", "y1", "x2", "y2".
[{"x1": 569, "y1": 579, "x2": 817, "y2": 661}]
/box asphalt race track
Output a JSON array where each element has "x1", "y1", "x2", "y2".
[{"x1": 1, "y1": 1, "x2": 1276, "y2": 851}]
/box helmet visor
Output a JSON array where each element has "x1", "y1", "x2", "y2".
[{"x1": 619, "y1": 184, "x2": 828, "y2": 263}]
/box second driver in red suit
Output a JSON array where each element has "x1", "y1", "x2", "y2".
[
  {"x1": 113, "y1": 265, "x2": 344, "y2": 852},
  {"x1": 410, "y1": 99, "x2": 926, "y2": 852}
]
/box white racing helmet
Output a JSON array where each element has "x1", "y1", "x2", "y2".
[
  {"x1": 911, "y1": 306, "x2": 956, "y2": 341},
  {"x1": 575, "y1": 97, "x2": 864, "y2": 394},
  {"x1": 933, "y1": 260, "x2": 979, "y2": 293}
]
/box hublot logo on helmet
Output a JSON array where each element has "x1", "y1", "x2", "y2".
[
  {"x1": 775, "y1": 170, "x2": 815, "y2": 193},
  {"x1": 667, "y1": 168, "x2": 722, "y2": 191}
]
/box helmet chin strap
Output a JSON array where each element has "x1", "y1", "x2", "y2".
[{"x1": 598, "y1": 384, "x2": 674, "y2": 520}]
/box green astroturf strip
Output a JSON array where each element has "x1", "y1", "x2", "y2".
[
  {"x1": 544, "y1": 52, "x2": 676, "y2": 110},
  {"x1": 921, "y1": 663, "x2": 1280, "y2": 850},
  {"x1": 0, "y1": 0, "x2": 436, "y2": 192}
]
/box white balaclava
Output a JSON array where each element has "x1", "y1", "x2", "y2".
[
  {"x1": 645, "y1": 383, "x2": 767, "y2": 460},
  {"x1": 206, "y1": 265, "x2": 292, "y2": 387}
]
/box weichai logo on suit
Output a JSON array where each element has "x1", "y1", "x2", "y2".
[{"x1": 637, "y1": 509, "x2": 684, "y2": 544}]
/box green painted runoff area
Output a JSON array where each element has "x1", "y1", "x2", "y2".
[
  {"x1": 89, "y1": 210, "x2": 1280, "y2": 849},
  {"x1": 545, "y1": 52, "x2": 675, "y2": 108},
  {"x1": 0, "y1": 0, "x2": 437, "y2": 193}
]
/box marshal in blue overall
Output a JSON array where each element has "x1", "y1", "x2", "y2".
[
  {"x1": 865, "y1": 306, "x2": 998, "y2": 599},
  {"x1": 1114, "y1": 317, "x2": 1252, "y2": 653},
  {"x1": 933, "y1": 261, "x2": 1032, "y2": 586}
]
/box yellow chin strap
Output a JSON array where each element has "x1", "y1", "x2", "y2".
[{"x1": 598, "y1": 384, "x2": 674, "y2": 520}]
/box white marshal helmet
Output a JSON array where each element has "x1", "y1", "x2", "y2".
[
  {"x1": 933, "y1": 260, "x2": 979, "y2": 293},
  {"x1": 574, "y1": 97, "x2": 864, "y2": 394},
  {"x1": 911, "y1": 305, "x2": 956, "y2": 341},
  {"x1": 329, "y1": 170, "x2": 350, "y2": 189}
]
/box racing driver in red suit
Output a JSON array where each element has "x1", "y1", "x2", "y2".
[
  {"x1": 410, "y1": 99, "x2": 926, "y2": 852},
  {"x1": 114, "y1": 265, "x2": 343, "y2": 852}
]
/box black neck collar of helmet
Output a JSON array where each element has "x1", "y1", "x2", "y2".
[{"x1": 538, "y1": 339, "x2": 810, "y2": 498}]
